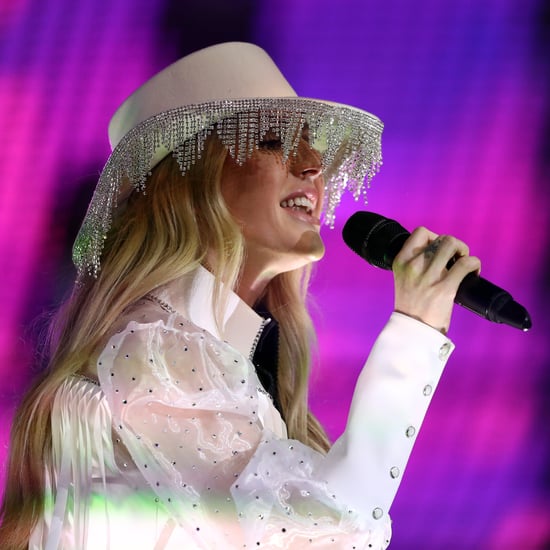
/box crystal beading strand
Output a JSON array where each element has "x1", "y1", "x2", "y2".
[{"x1": 72, "y1": 98, "x2": 383, "y2": 281}]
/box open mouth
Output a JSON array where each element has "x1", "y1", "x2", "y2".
[{"x1": 280, "y1": 196, "x2": 314, "y2": 216}]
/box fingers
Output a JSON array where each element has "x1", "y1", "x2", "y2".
[
  {"x1": 392, "y1": 226, "x2": 481, "y2": 334},
  {"x1": 424, "y1": 235, "x2": 469, "y2": 274},
  {"x1": 423, "y1": 234, "x2": 480, "y2": 284},
  {"x1": 444, "y1": 252, "x2": 482, "y2": 290},
  {"x1": 395, "y1": 227, "x2": 479, "y2": 278},
  {"x1": 394, "y1": 226, "x2": 438, "y2": 264}
]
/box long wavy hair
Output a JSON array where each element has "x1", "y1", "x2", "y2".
[{"x1": 0, "y1": 133, "x2": 330, "y2": 549}]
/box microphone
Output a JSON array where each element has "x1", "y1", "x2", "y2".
[{"x1": 342, "y1": 211, "x2": 532, "y2": 331}]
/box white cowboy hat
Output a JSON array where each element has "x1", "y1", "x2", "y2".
[{"x1": 73, "y1": 42, "x2": 384, "y2": 279}]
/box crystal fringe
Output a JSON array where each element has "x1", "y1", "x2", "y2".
[{"x1": 73, "y1": 98, "x2": 383, "y2": 281}]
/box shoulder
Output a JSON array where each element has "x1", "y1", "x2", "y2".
[
  {"x1": 81, "y1": 297, "x2": 167, "y2": 378},
  {"x1": 96, "y1": 300, "x2": 252, "y2": 394}
]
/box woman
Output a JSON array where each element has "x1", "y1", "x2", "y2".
[{"x1": 0, "y1": 42, "x2": 479, "y2": 549}]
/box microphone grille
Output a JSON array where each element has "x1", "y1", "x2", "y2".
[{"x1": 342, "y1": 212, "x2": 409, "y2": 270}]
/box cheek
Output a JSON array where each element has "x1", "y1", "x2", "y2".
[
  {"x1": 220, "y1": 160, "x2": 268, "y2": 220},
  {"x1": 223, "y1": 187, "x2": 273, "y2": 230}
]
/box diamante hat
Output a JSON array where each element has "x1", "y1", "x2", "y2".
[{"x1": 73, "y1": 42, "x2": 384, "y2": 280}]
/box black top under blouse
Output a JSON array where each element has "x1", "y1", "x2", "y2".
[{"x1": 251, "y1": 305, "x2": 283, "y2": 418}]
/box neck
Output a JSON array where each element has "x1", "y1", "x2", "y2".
[
  {"x1": 203, "y1": 252, "x2": 275, "y2": 308},
  {"x1": 235, "y1": 266, "x2": 275, "y2": 307}
]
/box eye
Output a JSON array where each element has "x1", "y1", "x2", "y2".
[
  {"x1": 258, "y1": 129, "x2": 283, "y2": 150},
  {"x1": 301, "y1": 122, "x2": 311, "y2": 144},
  {"x1": 259, "y1": 131, "x2": 282, "y2": 151},
  {"x1": 259, "y1": 139, "x2": 282, "y2": 150}
]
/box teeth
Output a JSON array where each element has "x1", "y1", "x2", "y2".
[{"x1": 280, "y1": 196, "x2": 314, "y2": 214}]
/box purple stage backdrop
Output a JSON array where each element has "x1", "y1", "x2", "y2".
[{"x1": 1, "y1": 0, "x2": 549, "y2": 548}]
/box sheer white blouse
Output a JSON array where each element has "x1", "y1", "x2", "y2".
[{"x1": 30, "y1": 267, "x2": 454, "y2": 549}]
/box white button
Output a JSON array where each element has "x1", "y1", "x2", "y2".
[
  {"x1": 423, "y1": 384, "x2": 433, "y2": 396},
  {"x1": 390, "y1": 467, "x2": 400, "y2": 479},
  {"x1": 372, "y1": 507, "x2": 383, "y2": 520},
  {"x1": 439, "y1": 341, "x2": 451, "y2": 360},
  {"x1": 406, "y1": 426, "x2": 416, "y2": 438}
]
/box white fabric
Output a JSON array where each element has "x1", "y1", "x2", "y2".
[{"x1": 30, "y1": 267, "x2": 454, "y2": 549}]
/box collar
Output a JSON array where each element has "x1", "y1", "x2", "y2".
[{"x1": 152, "y1": 266, "x2": 268, "y2": 359}]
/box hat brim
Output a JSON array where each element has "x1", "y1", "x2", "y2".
[{"x1": 73, "y1": 96, "x2": 383, "y2": 279}]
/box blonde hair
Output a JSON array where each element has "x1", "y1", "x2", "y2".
[{"x1": 0, "y1": 134, "x2": 330, "y2": 549}]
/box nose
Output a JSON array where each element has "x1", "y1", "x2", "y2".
[{"x1": 289, "y1": 139, "x2": 323, "y2": 180}]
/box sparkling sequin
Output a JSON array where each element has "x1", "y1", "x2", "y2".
[{"x1": 73, "y1": 98, "x2": 383, "y2": 280}]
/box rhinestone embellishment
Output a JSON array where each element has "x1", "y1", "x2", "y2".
[{"x1": 73, "y1": 98, "x2": 383, "y2": 281}]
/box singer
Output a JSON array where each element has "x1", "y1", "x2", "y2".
[{"x1": 0, "y1": 43, "x2": 480, "y2": 549}]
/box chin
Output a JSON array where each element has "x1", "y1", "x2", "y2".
[{"x1": 291, "y1": 233, "x2": 326, "y2": 267}]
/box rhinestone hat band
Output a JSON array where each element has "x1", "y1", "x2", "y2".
[{"x1": 72, "y1": 97, "x2": 384, "y2": 281}]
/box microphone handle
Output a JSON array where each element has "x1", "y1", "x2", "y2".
[
  {"x1": 455, "y1": 273, "x2": 531, "y2": 330},
  {"x1": 362, "y1": 225, "x2": 531, "y2": 331}
]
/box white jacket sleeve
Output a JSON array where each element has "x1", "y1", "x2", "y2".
[
  {"x1": 319, "y1": 312, "x2": 454, "y2": 529},
  {"x1": 97, "y1": 311, "x2": 453, "y2": 549}
]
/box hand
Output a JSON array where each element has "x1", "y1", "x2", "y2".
[{"x1": 392, "y1": 227, "x2": 481, "y2": 334}]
